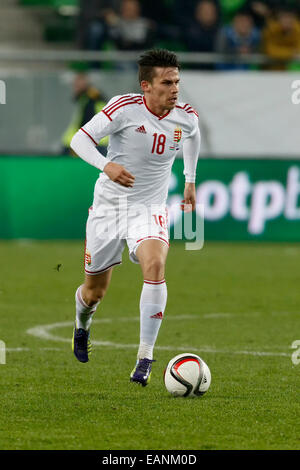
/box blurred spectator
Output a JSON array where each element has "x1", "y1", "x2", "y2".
[
  {"x1": 245, "y1": 1, "x2": 299, "y2": 28},
  {"x1": 184, "y1": 1, "x2": 220, "y2": 52},
  {"x1": 172, "y1": 0, "x2": 202, "y2": 28},
  {"x1": 61, "y1": 73, "x2": 108, "y2": 155},
  {"x1": 263, "y1": 6, "x2": 300, "y2": 68},
  {"x1": 140, "y1": 0, "x2": 182, "y2": 46},
  {"x1": 109, "y1": 0, "x2": 156, "y2": 50},
  {"x1": 86, "y1": 8, "x2": 120, "y2": 51},
  {"x1": 77, "y1": 0, "x2": 121, "y2": 49},
  {"x1": 216, "y1": 9, "x2": 261, "y2": 69},
  {"x1": 184, "y1": 0, "x2": 220, "y2": 68}
]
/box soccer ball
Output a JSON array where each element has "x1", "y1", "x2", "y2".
[{"x1": 164, "y1": 353, "x2": 211, "y2": 397}]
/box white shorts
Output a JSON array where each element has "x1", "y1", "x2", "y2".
[{"x1": 84, "y1": 194, "x2": 169, "y2": 275}]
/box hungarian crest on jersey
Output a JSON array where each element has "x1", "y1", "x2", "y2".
[{"x1": 170, "y1": 126, "x2": 182, "y2": 150}]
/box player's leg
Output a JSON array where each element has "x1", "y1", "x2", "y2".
[
  {"x1": 136, "y1": 239, "x2": 168, "y2": 359},
  {"x1": 130, "y1": 239, "x2": 168, "y2": 385},
  {"x1": 75, "y1": 269, "x2": 113, "y2": 330},
  {"x1": 73, "y1": 269, "x2": 113, "y2": 363},
  {"x1": 73, "y1": 197, "x2": 125, "y2": 362}
]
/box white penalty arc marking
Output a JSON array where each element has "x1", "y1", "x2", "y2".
[
  {"x1": 5, "y1": 347, "x2": 64, "y2": 352},
  {"x1": 26, "y1": 317, "x2": 290, "y2": 358}
]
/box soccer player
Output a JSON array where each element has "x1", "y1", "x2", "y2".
[{"x1": 70, "y1": 49, "x2": 201, "y2": 386}]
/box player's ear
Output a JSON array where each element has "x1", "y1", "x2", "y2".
[{"x1": 140, "y1": 80, "x2": 151, "y2": 93}]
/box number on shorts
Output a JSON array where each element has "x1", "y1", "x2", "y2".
[{"x1": 153, "y1": 214, "x2": 167, "y2": 230}]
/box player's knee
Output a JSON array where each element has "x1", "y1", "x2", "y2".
[
  {"x1": 144, "y1": 257, "x2": 165, "y2": 279},
  {"x1": 84, "y1": 286, "x2": 106, "y2": 306}
]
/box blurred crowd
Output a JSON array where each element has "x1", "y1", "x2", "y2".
[{"x1": 77, "y1": 0, "x2": 300, "y2": 69}]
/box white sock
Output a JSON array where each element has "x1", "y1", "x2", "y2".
[
  {"x1": 138, "y1": 279, "x2": 167, "y2": 360},
  {"x1": 75, "y1": 285, "x2": 100, "y2": 331}
]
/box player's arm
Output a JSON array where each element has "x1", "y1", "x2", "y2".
[
  {"x1": 182, "y1": 124, "x2": 201, "y2": 212},
  {"x1": 70, "y1": 102, "x2": 135, "y2": 188}
]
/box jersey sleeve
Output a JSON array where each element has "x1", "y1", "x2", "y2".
[
  {"x1": 80, "y1": 95, "x2": 127, "y2": 145},
  {"x1": 70, "y1": 131, "x2": 108, "y2": 171},
  {"x1": 183, "y1": 113, "x2": 201, "y2": 183}
]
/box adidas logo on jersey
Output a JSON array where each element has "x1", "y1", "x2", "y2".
[
  {"x1": 150, "y1": 311, "x2": 163, "y2": 319},
  {"x1": 135, "y1": 125, "x2": 147, "y2": 134}
]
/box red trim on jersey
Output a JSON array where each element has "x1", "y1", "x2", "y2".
[
  {"x1": 108, "y1": 99, "x2": 143, "y2": 117},
  {"x1": 103, "y1": 95, "x2": 132, "y2": 113},
  {"x1": 104, "y1": 95, "x2": 141, "y2": 114},
  {"x1": 107, "y1": 97, "x2": 141, "y2": 114},
  {"x1": 143, "y1": 96, "x2": 170, "y2": 120},
  {"x1": 136, "y1": 235, "x2": 169, "y2": 247},
  {"x1": 101, "y1": 109, "x2": 113, "y2": 121},
  {"x1": 102, "y1": 95, "x2": 142, "y2": 119},
  {"x1": 187, "y1": 110, "x2": 199, "y2": 117},
  {"x1": 176, "y1": 104, "x2": 199, "y2": 118},
  {"x1": 80, "y1": 127, "x2": 98, "y2": 145},
  {"x1": 177, "y1": 104, "x2": 189, "y2": 110},
  {"x1": 85, "y1": 261, "x2": 121, "y2": 275}
]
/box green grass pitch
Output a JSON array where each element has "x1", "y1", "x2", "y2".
[{"x1": 0, "y1": 240, "x2": 299, "y2": 450}]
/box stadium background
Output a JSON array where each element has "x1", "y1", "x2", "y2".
[
  {"x1": 0, "y1": 0, "x2": 300, "y2": 451},
  {"x1": 1, "y1": 0, "x2": 300, "y2": 242}
]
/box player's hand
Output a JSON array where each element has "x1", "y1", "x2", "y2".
[
  {"x1": 181, "y1": 183, "x2": 196, "y2": 212},
  {"x1": 103, "y1": 162, "x2": 135, "y2": 188}
]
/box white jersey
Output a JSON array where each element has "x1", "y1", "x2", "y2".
[{"x1": 80, "y1": 93, "x2": 200, "y2": 207}]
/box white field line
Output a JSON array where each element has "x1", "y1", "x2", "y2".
[
  {"x1": 4, "y1": 347, "x2": 64, "y2": 352},
  {"x1": 23, "y1": 317, "x2": 291, "y2": 358}
]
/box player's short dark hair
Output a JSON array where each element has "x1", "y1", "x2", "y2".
[{"x1": 138, "y1": 49, "x2": 180, "y2": 83}]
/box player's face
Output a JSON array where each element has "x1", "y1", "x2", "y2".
[{"x1": 143, "y1": 67, "x2": 180, "y2": 113}]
